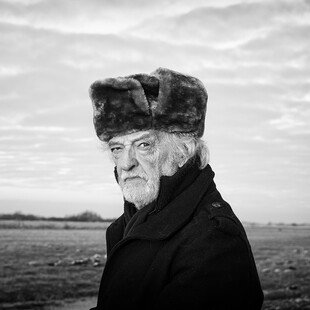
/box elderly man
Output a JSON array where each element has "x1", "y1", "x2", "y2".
[{"x1": 89, "y1": 68, "x2": 263, "y2": 310}]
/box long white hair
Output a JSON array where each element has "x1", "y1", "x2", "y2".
[{"x1": 159, "y1": 132, "x2": 210, "y2": 169}]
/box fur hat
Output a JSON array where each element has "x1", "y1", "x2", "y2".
[{"x1": 89, "y1": 67, "x2": 208, "y2": 141}]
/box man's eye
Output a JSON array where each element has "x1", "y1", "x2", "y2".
[
  {"x1": 110, "y1": 147, "x2": 122, "y2": 154},
  {"x1": 138, "y1": 142, "x2": 150, "y2": 149}
]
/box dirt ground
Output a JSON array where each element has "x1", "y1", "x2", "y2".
[
  {"x1": 1, "y1": 222, "x2": 310, "y2": 309},
  {"x1": 45, "y1": 297, "x2": 97, "y2": 310}
]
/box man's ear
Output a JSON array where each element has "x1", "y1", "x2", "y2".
[{"x1": 178, "y1": 155, "x2": 187, "y2": 168}]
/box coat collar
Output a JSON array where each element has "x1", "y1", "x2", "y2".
[{"x1": 125, "y1": 163, "x2": 216, "y2": 240}]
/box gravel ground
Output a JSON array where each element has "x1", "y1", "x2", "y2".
[{"x1": 46, "y1": 297, "x2": 97, "y2": 310}]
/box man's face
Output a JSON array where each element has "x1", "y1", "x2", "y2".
[{"x1": 108, "y1": 130, "x2": 178, "y2": 209}]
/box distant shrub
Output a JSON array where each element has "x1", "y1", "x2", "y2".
[
  {"x1": 0, "y1": 211, "x2": 43, "y2": 221},
  {"x1": 65, "y1": 211, "x2": 104, "y2": 222},
  {"x1": 0, "y1": 211, "x2": 115, "y2": 223}
]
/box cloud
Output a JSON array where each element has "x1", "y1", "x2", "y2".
[
  {"x1": 0, "y1": 65, "x2": 25, "y2": 76},
  {"x1": 0, "y1": 0, "x2": 211, "y2": 34},
  {"x1": 0, "y1": 124, "x2": 78, "y2": 132},
  {"x1": 269, "y1": 111, "x2": 309, "y2": 132},
  {"x1": 0, "y1": 0, "x2": 309, "y2": 222},
  {"x1": 0, "y1": 92, "x2": 20, "y2": 101},
  {"x1": 0, "y1": 0, "x2": 44, "y2": 5},
  {"x1": 129, "y1": 0, "x2": 310, "y2": 46}
]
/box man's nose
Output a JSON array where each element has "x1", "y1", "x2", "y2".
[{"x1": 118, "y1": 146, "x2": 138, "y2": 171}]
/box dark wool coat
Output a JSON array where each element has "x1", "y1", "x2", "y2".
[{"x1": 91, "y1": 160, "x2": 263, "y2": 310}]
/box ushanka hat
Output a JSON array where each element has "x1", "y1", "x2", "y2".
[{"x1": 89, "y1": 67, "x2": 208, "y2": 141}]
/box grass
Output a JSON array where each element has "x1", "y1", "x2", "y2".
[
  {"x1": 0, "y1": 222, "x2": 309, "y2": 309},
  {"x1": 0, "y1": 220, "x2": 109, "y2": 230},
  {"x1": 246, "y1": 225, "x2": 310, "y2": 310},
  {"x1": 0, "y1": 225, "x2": 109, "y2": 309}
]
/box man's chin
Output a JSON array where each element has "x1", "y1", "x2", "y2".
[
  {"x1": 122, "y1": 179, "x2": 146, "y2": 194},
  {"x1": 122, "y1": 186, "x2": 147, "y2": 201},
  {"x1": 121, "y1": 185, "x2": 158, "y2": 209}
]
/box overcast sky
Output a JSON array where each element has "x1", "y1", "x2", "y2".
[{"x1": 0, "y1": 0, "x2": 309, "y2": 223}]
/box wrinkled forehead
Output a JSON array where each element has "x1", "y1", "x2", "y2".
[{"x1": 108, "y1": 130, "x2": 159, "y2": 145}]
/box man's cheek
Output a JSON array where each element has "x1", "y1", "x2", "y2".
[
  {"x1": 140, "y1": 157, "x2": 160, "y2": 174},
  {"x1": 138, "y1": 150, "x2": 159, "y2": 165}
]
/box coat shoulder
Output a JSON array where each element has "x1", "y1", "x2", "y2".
[
  {"x1": 158, "y1": 195, "x2": 263, "y2": 309},
  {"x1": 172, "y1": 193, "x2": 254, "y2": 265},
  {"x1": 207, "y1": 199, "x2": 246, "y2": 236},
  {"x1": 187, "y1": 192, "x2": 247, "y2": 240},
  {"x1": 169, "y1": 195, "x2": 249, "y2": 265}
]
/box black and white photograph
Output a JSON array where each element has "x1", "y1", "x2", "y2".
[{"x1": 0, "y1": 0, "x2": 309, "y2": 309}]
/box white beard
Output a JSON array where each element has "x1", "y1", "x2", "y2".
[
  {"x1": 118, "y1": 151, "x2": 180, "y2": 209},
  {"x1": 121, "y1": 177, "x2": 160, "y2": 209}
]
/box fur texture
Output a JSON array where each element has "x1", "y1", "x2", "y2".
[{"x1": 89, "y1": 68, "x2": 208, "y2": 141}]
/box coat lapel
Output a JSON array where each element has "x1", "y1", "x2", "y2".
[{"x1": 126, "y1": 165, "x2": 216, "y2": 240}]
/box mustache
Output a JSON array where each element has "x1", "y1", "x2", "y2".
[{"x1": 120, "y1": 172, "x2": 148, "y2": 182}]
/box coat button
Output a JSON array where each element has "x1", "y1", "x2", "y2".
[{"x1": 211, "y1": 202, "x2": 223, "y2": 208}]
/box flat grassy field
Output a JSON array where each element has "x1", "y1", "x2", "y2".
[
  {"x1": 1, "y1": 221, "x2": 309, "y2": 310},
  {"x1": 0, "y1": 221, "x2": 109, "y2": 310},
  {"x1": 247, "y1": 224, "x2": 310, "y2": 310}
]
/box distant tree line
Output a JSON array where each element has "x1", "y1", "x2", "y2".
[{"x1": 0, "y1": 211, "x2": 115, "y2": 222}]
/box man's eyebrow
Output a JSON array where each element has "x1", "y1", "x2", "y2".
[
  {"x1": 108, "y1": 133, "x2": 155, "y2": 147},
  {"x1": 132, "y1": 133, "x2": 154, "y2": 143},
  {"x1": 108, "y1": 141, "x2": 122, "y2": 147}
]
